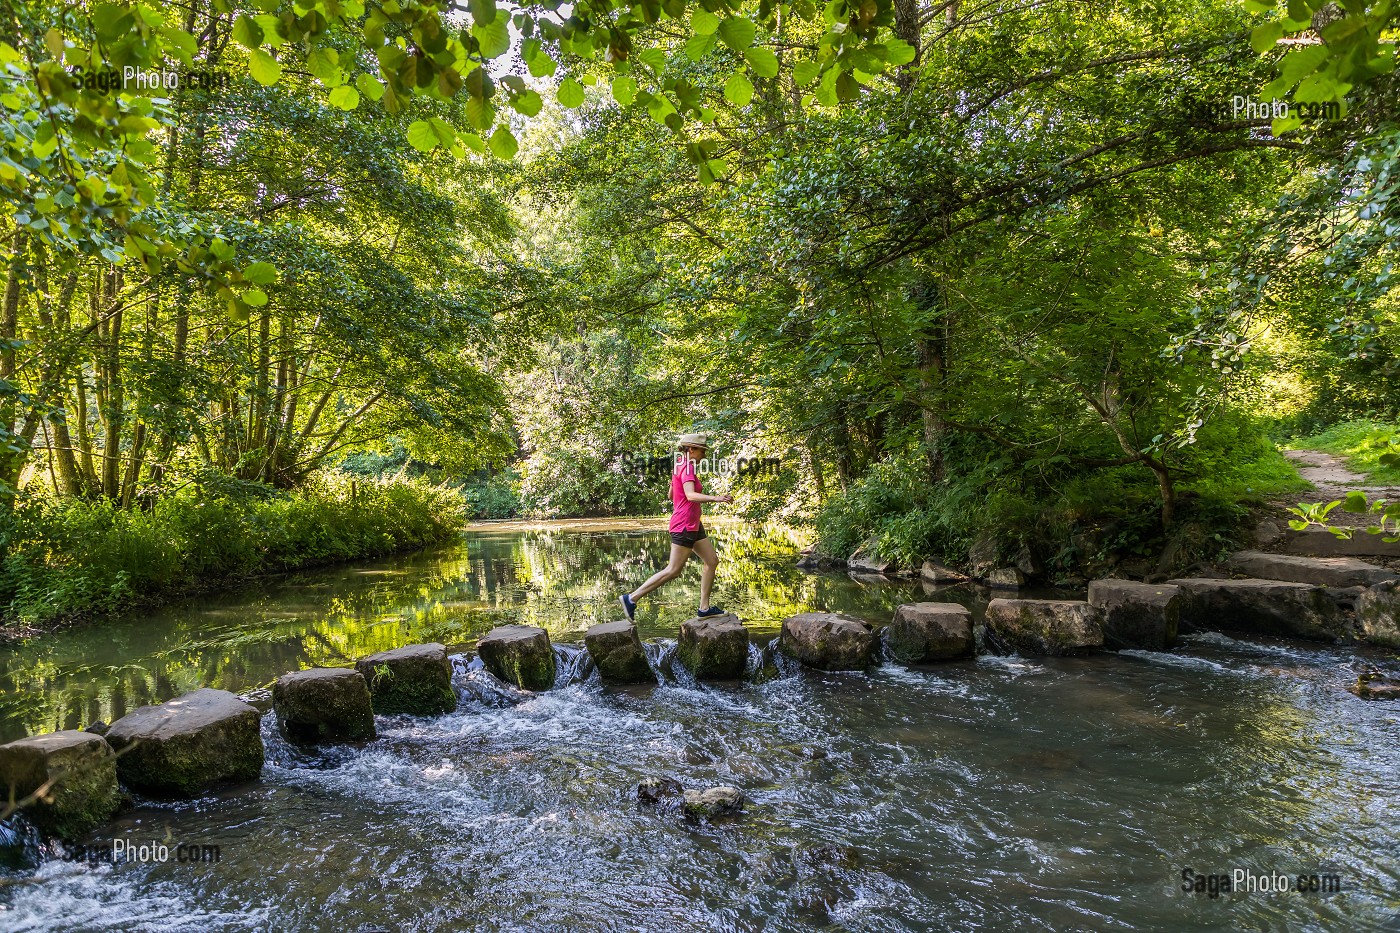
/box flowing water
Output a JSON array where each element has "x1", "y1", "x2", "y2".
[{"x1": 0, "y1": 520, "x2": 1397, "y2": 931}]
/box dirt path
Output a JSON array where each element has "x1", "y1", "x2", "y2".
[{"x1": 1276, "y1": 449, "x2": 1400, "y2": 527}]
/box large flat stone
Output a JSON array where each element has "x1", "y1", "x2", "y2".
[
  {"x1": 477, "y1": 625, "x2": 557, "y2": 691},
  {"x1": 1167, "y1": 577, "x2": 1348, "y2": 641},
  {"x1": 105, "y1": 688, "x2": 263, "y2": 798},
  {"x1": 886, "y1": 603, "x2": 974, "y2": 662},
  {"x1": 677, "y1": 614, "x2": 749, "y2": 680},
  {"x1": 1358, "y1": 581, "x2": 1400, "y2": 648},
  {"x1": 1087, "y1": 580, "x2": 1179, "y2": 651},
  {"x1": 984, "y1": 599, "x2": 1103, "y2": 656},
  {"x1": 584, "y1": 621, "x2": 654, "y2": 684},
  {"x1": 356, "y1": 643, "x2": 457, "y2": 715},
  {"x1": 273, "y1": 668, "x2": 376, "y2": 744},
  {"x1": 779, "y1": 612, "x2": 875, "y2": 671},
  {"x1": 1280, "y1": 528, "x2": 1400, "y2": 558},
  {"x1": 0, "y1": 731, "x2": 120, "y2": 839},
  {"x1": 1226, "y1": 550, "x2": 1397, "y2": 588}
]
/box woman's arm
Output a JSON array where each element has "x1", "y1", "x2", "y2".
[{"x1": 684, "y1": 481, "x2": 732, "y2": 504}]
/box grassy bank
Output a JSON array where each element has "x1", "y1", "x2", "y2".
[{"x1": 0, "y1": 475, "x2": 468, "y2": 632}]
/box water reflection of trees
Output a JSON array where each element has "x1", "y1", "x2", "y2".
[{"x1": 1, "y1": 523, "x2": 932, "y2": 739}]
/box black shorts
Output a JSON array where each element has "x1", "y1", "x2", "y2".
[{"x1": 670, "y1": 524, "x2": 707, "y2": 548}]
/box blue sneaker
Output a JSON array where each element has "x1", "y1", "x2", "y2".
[
  {"x1": 619, "y1": 593, "x2": 637, "y2": 622},
  {"x1": 696, "y1": 605, "x2": 725, "y2": 617}
]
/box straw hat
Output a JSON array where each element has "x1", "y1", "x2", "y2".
[{"x1": 677, "y1": 433, "x2": 709, "y2": 449}]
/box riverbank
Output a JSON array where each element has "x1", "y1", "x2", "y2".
[{"x1": 0, "y1": 475, "x2": 468, "y2": 641}]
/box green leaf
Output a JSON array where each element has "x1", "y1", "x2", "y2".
[
  {"x1": 242, "y1": 288, "x2": 268, "y2": 307},
  {"x1": 884, "y1": 38, "x2": 916, "y2": 66},
  {"x1": 249, "y1": 49, "x2": 282, "y2": 86},
  {"x1": 473, "y1": 15, "x2": 510, "y2": 59},
  {"x1": 612, "y1": 75, "x2": 637, "y2": 106},
  {"x1": 356, "y1": 72, "x2": 385, "y2": 101},
  {"x1": 692, "y1": 10, "x2": 720, "y2": 34},
  {"x1": 724, "y1": 72, "x2": 754, "y2": 105},
  {"x1": 461, "y1": 132, "x2": 487, "y2": 154},
  {"x1": 488, "y1": 126, "x2": 518, "y2": 159},
  {"x1": 716, "y1": 17, "x2": 757, "y2": 51},
  {"x1": 744, "y1": 47, "x2": 778, "y2": 78},
  {"x1": 513, "y1": 89, "x2": 543, "y2": 116},
  {"x1": 1251, "y1": 21, "x2": 1284, "y2": 54},
  {"x1": 328, "y1": 85, "x2": 359, "y2": 110},
  {"x1": 685, "y1": 33, "x2": 717, "y2": 62},
  {"x1": 406, "y1": 119, "x2": 439, "y2": 152},
  {"x1": 472, "y1": 0, "x2": 498, "y2": 26},
  {"x1": 793, "y1": 60, "x2": 821, "y2": 87},
  {"x1": 242, "y1": 262, "x2": 278, "y2": 285},
  {"x1": 528, "y1": 51, "x2": 558, "y2": 77},
  {"x1": 232, "y1": 14, "x2": 264, "y2": 49},
  {"x1": 557, "y1": 77, "x2": 586, "y2": 108}
]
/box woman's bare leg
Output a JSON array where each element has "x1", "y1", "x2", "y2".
[
  {"x1": 630, "y1": 544, "x2": 692, "y2": 601},
  {"x1": 692, "y1": 537, "x2": 719, "y2": 610}
]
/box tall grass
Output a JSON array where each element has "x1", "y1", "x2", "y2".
[{"x1": 0, "y1": 474, "x2": 468, "y2": 628}]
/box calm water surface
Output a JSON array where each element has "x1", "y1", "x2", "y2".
[{"x1": 0, "y1": 520, "x2": 1397, "y2": 931}]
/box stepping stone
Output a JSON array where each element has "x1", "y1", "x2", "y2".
[
  {"x1": 1166, "y1": 578, "x2": 1347, "y2": 641},
  {"x1": 477, "y1": 625, "x2": 557, "y2": 691},
  {"x1": 682, "y1": 786, "x2": 745, "y2": 819},
  {"x1": 356, "y1": 643, "x2": 457, "y2": 715},
  {"x1": 584, "y1": 621, "x2": 654, "y2": 684},
  {"x1": 105, "y1": 688, "x2": 263, "y2": 798},
  {"x1": 1280, "y1": 528, "x2": 1400, "y2": 559},
  {"x1": 1087, "y1": 580, "x2": 1180, "y2": 651},
  {"x1": 677, "y1": 614, "x2": 749, "y2": 680},
  {"x1": 0, "y1": 731, "x2": 120, "y2": 838},
  {"x1": 1358, "y1": 581, "x2": 1400, "y2": 648},
  {"x1": 779, "y1": 612, "x2": 875, "y2": 671},
  {"x1": 1226, "y1": 550, "x2": 1398, "y2": 588},
  {"x1": 273, "y1": 668, "x2": 376, "y2": 744},
  {"x1": 886, "y1": 603, "x2": 975, "y2": 662},
  {"x1": 984, "y1": 599, "x2": 1103, "y2": 656}
]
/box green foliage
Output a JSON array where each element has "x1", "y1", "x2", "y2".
[
  {"x1": 462, "y1": 470, "x2": 523, "y2": 520},
  {"x1": 0, "y1": 475, "x2": 466, "y2": 627}
]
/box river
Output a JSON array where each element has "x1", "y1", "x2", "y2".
[{"x1": 0, "y1": 520, "x2": 1396, "y2": 931}]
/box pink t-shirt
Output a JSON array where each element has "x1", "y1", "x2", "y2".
[{"x1": 670, "y1": 457, "x2": 703, "y2": 533}]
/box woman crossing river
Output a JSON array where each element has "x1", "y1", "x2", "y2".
[{"x1": 620, "y1": 433, "x2": 732, "y2": 621}]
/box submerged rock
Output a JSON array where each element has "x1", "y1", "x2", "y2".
[
  {"x1": 584, "y1": 621, "x2": 654, "y2": 684},
  {"x1": 1226, "y1": 551, "x2": 1398, "y2": 588},
  {"x1": 356, "y1": 643, "x2": 457, "y2": 715},
  {"x1": 1357, "y1": 581, "x2": 1400, "y2": 648},
  {"x1": 796, "y1": 551, "x2": 844, "y2": 572},
  {"x1": 682, "y1": 785, "x2": 745, "y2": 819},
  {"x1": 779, "y1": 612, "x2": 875, "y2": 671},
  {"x1": 886, "y1": 603, "x2": 974, "y2": 662},
  {"x1": 984, "y1": 599, "x2": 1104, "y2": 656},
  {"x1": 1167, "y1": 577, "x2": 1348, "y2": 641},
  {"x1": 0, "y1": 731, "x2": 120, "y2": 839},
  {"x1": 677, "y1": 614, "x2": 749, "y2": 680},
  {"x1": 477, "y1": 625, "x2": 557, "y2": 691},
  {"x1": 1351, "y1": 671, "x2": 1400, "y2": 701},
  {"x1": 105, "y1": 688, "x2": 263, "y2": 798},
  {"x1": 636, "y1": 777, "x2": 683, "y2": 805},
  {"x1": 274, "y1": 668, "x2": 377, "y2": 744},
  {"x1": 1087, "y1": 579, "x2": 1180, "y2": 651}
]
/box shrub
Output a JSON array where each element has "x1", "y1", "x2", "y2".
[{"x1": 0, "y1": 475, "x2": 467, "y2": 627}]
